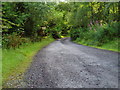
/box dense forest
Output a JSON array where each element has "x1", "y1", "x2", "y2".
[
  {"x1": 2, "y1": 2, "x2": 119, "y2": 49},
  {"x1": 1, "y1": 2, "x2": 120, "y2": 87}
]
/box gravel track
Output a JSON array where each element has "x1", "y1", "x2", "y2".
[
  {"x1": 4, "y1": 38, "x2": 119, "y2": 88},
  {"x1": 23, "y1": 38, "x2": 119, "y2": 88}
]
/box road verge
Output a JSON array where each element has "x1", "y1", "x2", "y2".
[{"x1": 2, "y1": 37, "x2": 54, "y2": 88}]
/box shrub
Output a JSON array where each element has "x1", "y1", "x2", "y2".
[
  {"x1": 51, "y1": 30, "x2": 61, "y2": 39},
  {"x1": 2, "y1": 33, "x2": 30, "y2": 49},
  {"x1": 70, "y1": 28, "x2": 86, "y2": 40},
  {"x1": 71, "y1": 21, "x2": 119, "y2": 46}
]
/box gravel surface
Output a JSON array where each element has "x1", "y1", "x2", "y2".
[
  {"x1": 3, "y1": 38, "x2": 119, "y2": 88},
  {"x1": 23, "y1": 38, "x2": 119, "y2": 88}
]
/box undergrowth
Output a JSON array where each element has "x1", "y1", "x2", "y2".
[{"x1": 71, "y1": 21, "x2": 119, "y2": 52}]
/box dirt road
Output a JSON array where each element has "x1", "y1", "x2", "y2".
[{"x1": 24, "y1": 38, "x2": 119, "y2": 88}]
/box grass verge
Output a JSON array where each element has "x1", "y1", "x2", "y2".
[
  {"x1": 74, "y1": 38, "x2": 119, "y2": 52},
  {"x1": 0, "y1": 48, "x2": 2, "y2": 89},
  {"x1": 2, "y1": 37, "x2": 54, "y2": 84}
]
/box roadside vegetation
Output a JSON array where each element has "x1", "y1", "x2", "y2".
[
  {"x1": 2, "y1": 37, "x2": 54, "y2": 83},
  {"x1": 2, "y1": 1, "x2": 119, "y2": 85},
  {"x1": 73, "y1": 22, "x2": 119, "y2": 52},
  {"x1": 69, "y1": 2, "x2": 119, "y2": 52}
]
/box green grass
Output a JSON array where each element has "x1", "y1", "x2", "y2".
[
  {"x1": 0, "y1": 48, "x2": 2, "y2": 89},
  {"x1": 100, "y1": 39, "x2": 119, "y2": 52},
  {"x1": 74, "y1": 38, "x2": 119, "y2": 52},
  {"x1": 2, "y1": 37, "x2": 54, "y2": 83}
]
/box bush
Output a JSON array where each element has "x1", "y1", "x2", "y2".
[
  {"x1": 71, "y1": 21, "x2": 119, "y2": 46},
  {"x1": 51, "y1": 30, "x2": 61, "y2": 39},
  {"x1": 2, "y1": 33, "x2": 30, "y2": 49},
  {"x1": 49, "y1": 27, "x2": 61, "y2": 39},
  {"x1": 30, "y1": 33, "x2": 42, "y2": 42},
  {"x1": 70, "y1": 28, "x2": 86, "y2": 40}
]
